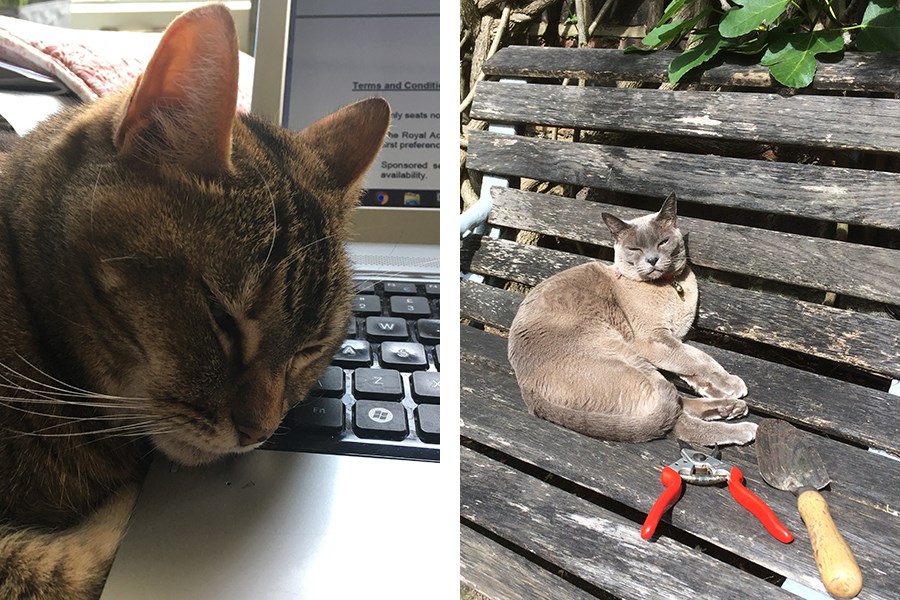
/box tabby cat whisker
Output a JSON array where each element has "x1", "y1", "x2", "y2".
[{"x1": 5, "y1": 356, "x2": 151, "y2": 401}]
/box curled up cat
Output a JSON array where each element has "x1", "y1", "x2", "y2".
[
  {"x1": 0, "y1": 6, "x2": 389, "y2": 599},
  {"x1": 508, "y1": 193, "x2": 758, "y2": 447}
]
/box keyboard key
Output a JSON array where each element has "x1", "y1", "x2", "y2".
[
  {"x1": 365, "y1": 316, "x2": 409, "y2": 341},
  {"x1": 379, "y1": 342, "x2": 428, "y2": 371},
  {"x1": 435, "y1": 344, "x2": 440, "y2": 370},
  {"x1": 347, "y1": 318, "x2": 357, "y2": 337},
  {"x1": 354, "y1": 400, "x2": 408, "y2": 440},
  {"x1": 389, "y1": 296, "x2": 431, "y2": 317},
  {"x1": 292, "y1": 397, "x2": 345, "y2": 435},
  {"x1": 424, "y1": 283, "x2": 440, "y2": 298},
  {"x1": 353, "y1": 368, "x2": 404, "y2": 400},
  {"x1": 383, "y1": 282, "x2": 418, "y2": 295},
  {"x1": 410, "y1": 371, "x2": 440, "y2": 404},
  {"x1": 333, "y1": 340, "x2": 371, "y2": 368},
  {"x1": 310, "y1": 366, "x2": 345, "y2": 397},
  {"x1": 415, "y1": 404, "x2": 439, "y2": 444},
  {"x1": 352, "y1": 295, "x2": 381, "y2": 316},
  {"x1": 416, "y1": 319, "x2": 440, "y2": 344}
]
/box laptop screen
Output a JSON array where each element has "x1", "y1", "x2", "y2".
[{"x1": 252, "y1": 0, "x2": 440, "y2": 244}]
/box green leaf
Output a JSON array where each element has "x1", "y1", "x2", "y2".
[
  {"x1": 641, "y1": 10, "x2": 711, "y2": 48},
  {"x1": 668, "y1": 32, "x2": 728, "y2": 83},
  {"x1": 760, "y1": 30, "x2": 844, "y2": 88},
  {"x1": 719, "y1": 0, "x2": 790, "y2": 38},
  {"x1": 857, "y1": 0, "x2": 900, "y2": 52}
]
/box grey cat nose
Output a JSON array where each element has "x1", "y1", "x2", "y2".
[
  {"x1": 646, "y1": 255, "x2": 659, "y2": 266},
  {"x1": 236, "y1": 424, "x2": 272, "y2": 446}
]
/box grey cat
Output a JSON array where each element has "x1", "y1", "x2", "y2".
[{"x1": 508, "y1": 194, "x2": 757, "y2": 446}]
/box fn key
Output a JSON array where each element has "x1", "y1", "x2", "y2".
[{"x1": 291, "y1": 397, "x2": 345, "y2": 435}]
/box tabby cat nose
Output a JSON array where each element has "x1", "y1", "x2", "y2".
[
  {"x1": 236, "y1": 424, "x2": 271, "y2": 446},
  {"x1": 647, "y1": 256, "x2": 659, "y2": 266}
]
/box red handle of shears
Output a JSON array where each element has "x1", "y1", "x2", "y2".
[
  {"x1": 728, "y1": 466, "x2": 793, "y2": 544},
  {"x1": 641, "y1": 466, "x2": 683, "y2": 539}
]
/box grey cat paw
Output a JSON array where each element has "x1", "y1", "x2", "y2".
[
  {"x1": 717, "y1": 399, "x2": 748, "y2": 420},
  {"x1": 686, "y1": 373, "x2": 747, "y2": 399},
  {"x1": 728, "y1": 421, "x2": 758, "y2": 445}
]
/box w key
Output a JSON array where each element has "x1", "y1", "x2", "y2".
[{"x1": 365, "y1": 316, "x2": 409, "y2": 341}]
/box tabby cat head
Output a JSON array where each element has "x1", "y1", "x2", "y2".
[
  {"x1": 9, "y1": 6, "x2": 389, "y2": 465},
  {"x1": 601, "y1": 194, "x2": 686, "y2": 282}
]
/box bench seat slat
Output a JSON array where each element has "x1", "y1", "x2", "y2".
[
  {"x1": 461, "y1": 527, "x2": 598, "y2": 600},
  {"x1": 487, "y1": 187, "x2": 900, "y2": 306},
  {"x1": 462, "y1": 447, "x2": 798, "y2": 600},
  {"x1": 461, "y1": 323, "x2": 899, "y2": 456},
  {"x1": 482, "y1": 47, "x2": 900, "y2": 93},
  {"x1": 461, "y1": 280, "x2": 900, "y2": 453},
  {"x1": 461, "y1": 239, "x2": 900, "y2": 378},
  {"x1": 468, "y1": 131, "x2": 900, "y2": 231},
  {"x1": 461, "y1": 348, "x2": 900, "y2": 599},
  {"x1": 472, "y1": 81, "x2": 900, "y2": 154}
]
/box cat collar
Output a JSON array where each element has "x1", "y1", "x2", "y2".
[{"x1": 640, "y1": 446, "x2": 793, "y2": 544}]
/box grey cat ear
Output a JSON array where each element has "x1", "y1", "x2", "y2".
[
  {"x1": 296, "y1": 98, "x2": 391, "y2": 189},
  {"x1": 601, "y1": 212, "x2": 631, "y2": 239},
  {"x1": 114, "y1": 5, "x2": 239, "y2": 176},
  {"x1": 656, "y1": 193, "x2": 678, "y2": 228}
]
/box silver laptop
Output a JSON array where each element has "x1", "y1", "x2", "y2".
[{"x1": 101, "y1": 2, "x2": 444, "y2": 598}]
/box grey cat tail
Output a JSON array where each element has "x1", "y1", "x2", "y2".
[
  {"x1": 527, "y1": 396, "x2": 681, "y2": 443},
  {"x1": 0, "y1": 485, "x2": 138, "y2": 600}
]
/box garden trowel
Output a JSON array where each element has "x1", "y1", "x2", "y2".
[{"x1": 756, "y1": 419, "x2": 862, "y2": 599}]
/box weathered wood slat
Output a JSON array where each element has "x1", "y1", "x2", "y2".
[
  {"x1": 460, "y1": 361, "x2": 900, "y2": 599},
  {"x1": 463, "y1": 236, "x2": 900, "y2": 378},
  {"x1": 696, "y1": 283, "x2": 900, "y2": 378},
  {"x1": 483, "y1": 47, "x2": 900, "y2": 93},
  {"x1": 461, "y1": 447, "x2": 799, "y2": 600},
  {"x1": 472, "y1": 81, "x2": 900, "y2": 154},
  {"x1": 467, "y1": 131, "x2": 900, "y2": 231},
  {"x1": 460, "y1": 277, "x2": 520, "y2": 330},
  {"x1": 460, "y1": 322, "x2": 900, "y2": 456},
  {"x1": 460, "y1": 527, "x2": 599, "y2": 600},
  {"x1": 486, "y1": 188, "x2": 900, "y2": 306},
  {"x1": 460, "y1": 325, "x2": 900, "y2": 522}
]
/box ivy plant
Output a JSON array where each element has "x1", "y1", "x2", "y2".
[{"x1": 629, "y1": 0, "x2": 900, "y2": 88}]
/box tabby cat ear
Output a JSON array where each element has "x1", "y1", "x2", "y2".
[
  {"x1": 114, "y1": 5, "x2": 239, "y2": 176},
  {"x1": 602, "y1": 212, "x2": 631, "y2": 239},
  {"x1": 656, "y1": 193, "x2": 678, "y2": 228},
  {"x1": 296, "y1": 98, "x2": 391, "y2": 189}
]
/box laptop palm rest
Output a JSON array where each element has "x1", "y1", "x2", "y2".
[{"x1": 101, "y1": 451, "x2": 440, "y2": 599}]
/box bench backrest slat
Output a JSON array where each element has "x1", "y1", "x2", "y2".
[
  {"x1": 472, "y1": 80, "x2": 900, "y2": 154},
  {"x1": 467, "y1": 131, "x2": 900, "y2": 230},
  {"x1": 488, "y1": 188, "x2": 900, "y2": 306},
  {"x1": 482, "y1": 47, "x2": 900, "y2": 93}
]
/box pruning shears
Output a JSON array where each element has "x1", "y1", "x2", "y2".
[{"x1": 641, "y1": 445, "x2": 794, "y2": 543}]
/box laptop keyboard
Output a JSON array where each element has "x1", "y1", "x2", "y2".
[{"x1": 264, "y1": 280, "x2": 440, "y2": 461}]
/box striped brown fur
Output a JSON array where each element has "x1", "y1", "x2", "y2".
[{"x1": 0, "y1": 6, "x2": 389, "y2": 598}]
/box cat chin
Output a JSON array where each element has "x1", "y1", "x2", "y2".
[{"x1": 151, "y1": 434, "x2": 253, "y2": 467}]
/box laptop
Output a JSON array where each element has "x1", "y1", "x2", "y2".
[{"x1": 101, "y1": 1, "x2": 447, "y2": 598}]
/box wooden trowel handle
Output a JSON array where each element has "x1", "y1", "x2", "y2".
[{"x1": 797, "y1": 490, "x2": 862, "y2": 599}]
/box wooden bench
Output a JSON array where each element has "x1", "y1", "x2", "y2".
[{"x1": 460, "y1": 47, "x2": 900, "y2": 600}]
